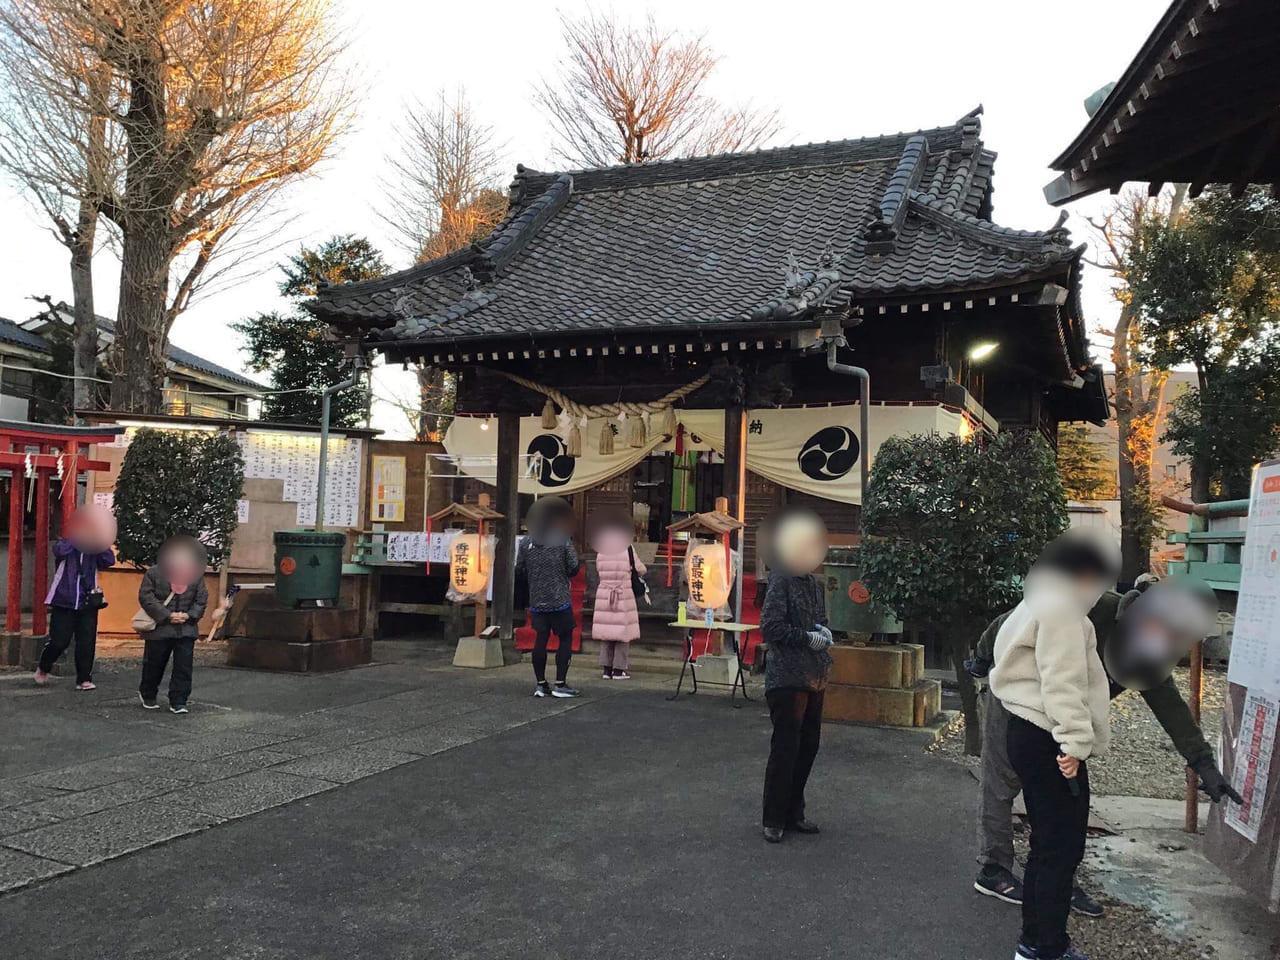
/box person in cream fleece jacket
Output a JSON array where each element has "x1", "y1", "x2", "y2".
[{"x1": 990, "y1": 531, "x2": 1119, "y2": 960}]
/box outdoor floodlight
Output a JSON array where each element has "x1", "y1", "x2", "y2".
[{"x1": 967, "y1": 341, "x2": 999, "y2": 362}]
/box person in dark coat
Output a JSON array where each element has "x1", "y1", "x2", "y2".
[
  {"x1": 137, "y1": 536, "x2": 208, "y2": 714},
  {"x1": 35, "y1": 504, "x2": 117, "y2": 690},
  {"x1": 517, "y1": 497, "x2": 581, "y2": 698},
  {"x1": 759, "y1": 508, "x2": 833, "y2": 843}
]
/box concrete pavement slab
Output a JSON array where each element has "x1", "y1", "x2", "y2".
[
  {"x1": 267, "y1": 723, "x2": 398, "y2": 757},
  {"x1": 0, "y1": 847, "x2": 73, "y2": 893},
  {"x1": 21, "y1": 753, "x2": 165, "y2": 792},
  {"x1": 0, "y1": 782, "x2": 67, "y2": 810},
  {"x1": 164, "y1": 769, "x2": 334, "y2": 819},
  {"x1": 26, "y1": 776, "x2": 187, "y2": 819},
  {"x1": 155, "y1": 748, "x2": 298, "y2": 783},
  {"x1": 0, "y1": 807, "x2": 62, "y2": 837},
  {"x1": 143, "y1": 729, "x2": 298, "y2": 762},
  {"x1": 0, "y1": 800, "x2": 223, "y2": 867},
  {"x1": 275, "y1": 745, "x2": 418, "y2": 784}
]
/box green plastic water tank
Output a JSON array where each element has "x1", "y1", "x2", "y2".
[
  {"x1": 273, "y1": 530, "x2": 346, "y2": 607},
  {"x1": 822, "y1": 547, "x2": 903, "y2": 635}
]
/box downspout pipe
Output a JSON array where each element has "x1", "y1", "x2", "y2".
[
  {"x1": 826, "y1": 341, "x2": 870, "y2": 531},
  {"x1": 315, "y1": 357, "x2": 364, "y2": 532}
]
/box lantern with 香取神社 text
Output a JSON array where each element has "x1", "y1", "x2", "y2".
[
  {"x1": 685, "y1": 541, "x2": 731, "y2": 610},
  {"x1": 449, "y1": 533, "x2": 492, "y2": 597}
]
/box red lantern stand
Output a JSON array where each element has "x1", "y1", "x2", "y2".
[
  {"x1": 426, "y1": 494, "x2": 504, "y2": 638},
  {"x1": 664, "y1": 499, "x2": 753, "y2": 704},
  {"x1": 0, "y1": 421, "x2": 121, "y2": 645}
]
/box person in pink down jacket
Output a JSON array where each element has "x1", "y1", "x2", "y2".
[{"x1": 588, "y1": 509, "x2": 646, "y2": 680}]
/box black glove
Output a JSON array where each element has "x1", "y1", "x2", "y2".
[
  {"x1": 964, "y1": 656, "x2": 992, "y2": 679},
  {"x1": 1192, "y1": 756, "x2": 1243, "y2": 804}
]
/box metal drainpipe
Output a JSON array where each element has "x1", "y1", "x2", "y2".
[
  {"x1": 315, "y1": 357, "x2": 364, "y2": 532},
  {"x1": 826, "y1": 341, "x2": 870, "y2": 530}
]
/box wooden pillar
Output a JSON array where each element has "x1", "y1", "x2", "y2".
[
  {"x1": 33, "y1": 470, "x2": 50, "y2": 636},
  {"x1": 1185, "y1": 639, "x2": 1204, "y2": 833},
  {"x1": 723, "y1": 406, "x2": 747, "y2": 622},
  {"x1": 6, "y1": 469, "x2": 22, "y2": 633},
  {"x1": 59, "y1": 441, "x2": 79, "y2": 531},
  {"x1": 491, "y1": 412, "x2": 521, "y2": 662}
]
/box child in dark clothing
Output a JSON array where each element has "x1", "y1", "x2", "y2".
[{"x1": 35, "y1": 505, "x2": 117, "y2": 690}]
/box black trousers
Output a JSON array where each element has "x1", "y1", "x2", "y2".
[
  {"x1": 531, "y1": 609, "x2": 575, "y2": 684},
  {"x1": 38, "y1": 606, "x2": 99, "y2": 683},
  {"x1": 762, "y1": 688, "x2": 825, "y2": 829},
  {"x1": 1006, "y1": 713, "x2": 1090, "y2": 959},
  {"x1": 139, "y1": 635, "x2": 196, "y2": 705}
]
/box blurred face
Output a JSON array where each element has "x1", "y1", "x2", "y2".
[
  {"x1": 161, "y1": 543, "x2": 201, "y2": 585},
  {"x1": 589, "y1": 524, "x2": 632, "y2": 555},
  {"x1": 67, "y1": 505, "x2": 116, "y2": 553},
  {"x1": 773, "y1": 510, "x2": 828, "y2": 575},
  {"x1": 1106, "y1": 579, "x2": 1217, "y2": 690}
]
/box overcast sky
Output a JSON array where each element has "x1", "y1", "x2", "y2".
[{"x1": 0, "y1": 0, "x2": 1170, "y2": 437}]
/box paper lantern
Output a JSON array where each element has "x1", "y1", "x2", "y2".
[
  {"x1": 684, "y1": 541, "x2": 731, "y2": 610},
  {"x1": 449, "y1": 533, "x2": 491, "y2": 597}
]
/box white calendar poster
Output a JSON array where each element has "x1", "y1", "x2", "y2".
[
  {"x1": 1225, "y1": 691, "x2": 1279, "y2": 843},
  {"x1": 1228, "y1": 459, "x2": 1280, "y2": 698},
  {"x1": 238, "y1": 431, "x2": 364, "y2": 529}
]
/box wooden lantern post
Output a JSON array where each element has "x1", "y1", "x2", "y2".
[{"x1": 426, "y1": 493, "x2": 504, "y2": 637}]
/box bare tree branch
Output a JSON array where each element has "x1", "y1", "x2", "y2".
[
  {"x1": 379, "y1": 88, "x2": 506, "y2": 263},
  {"x1": 535, "y1": 11, "x2": 780, "y2": 167}
]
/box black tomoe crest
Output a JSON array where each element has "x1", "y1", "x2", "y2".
[
  {"x1": 797, "y1": 426, "x2": 859, "y2": 481},
  {"x1": 528, "y1": 434, "x2": 575, "y2": 487}
]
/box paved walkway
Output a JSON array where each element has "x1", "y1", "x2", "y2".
[{"x1": 1, "y1": 644, "x2": 1018, "y2": 958}]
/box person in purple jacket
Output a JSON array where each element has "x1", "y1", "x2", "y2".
[{"x1": 34, "y1": 505, "x2": 116, "y2": 690}]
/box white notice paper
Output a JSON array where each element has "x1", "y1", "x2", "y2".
[
  {"x1": 236, "y1": 499, "x2": 250, "y2": 524},
  {"x1": 1227, "y1": 460, "x2": 1280, "y2": 698},
  {"x1": 1225, "y1": 691, "x2": 1279, "y2": 843}
]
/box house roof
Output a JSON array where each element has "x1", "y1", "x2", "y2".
[
  {"x1": 0, "y1": 316, "x2": 53, "y2": 354},
  {"x1": 1046, "y1": 0, "x2": 1280, "y2": 204},
  {"x1": 309, "y1": 109, "x2": 1084, "y2": 358},
  {"x1": 17, "y1": 306, "x2": 267, "y2": 392}
]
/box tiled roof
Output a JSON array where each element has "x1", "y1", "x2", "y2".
[
  {"x1": 0, "y1": 316, "x2": 52, "y2": 353},
  {"x1": 4, "y1": 308, "x2": 267, "y2": 392},
  {"x1": 309, "y1": 109, "x2": 1080, "y2": 349}
]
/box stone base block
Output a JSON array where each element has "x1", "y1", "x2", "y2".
[
  {"x1": 226, "y1": 635, "x2": 371, "y2": 672},
  {"x1": 828, "y1": 643, "x2": 925, "y2": 689},
  {"x1": 0, "y1": 632, "x2": 44, "y2": 669},
  {"x1": 453, "y1": 635, "x2": 505, "y2": 669},
  {"x1": 823, "y1": 678, "x2": 942, "y2": 728},
  {"x1": 223, "y1": 591, "x2": 361, "y2": 643}
]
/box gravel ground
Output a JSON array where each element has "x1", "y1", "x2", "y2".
[{"x1": 932, "y1": 666, "x2": 1227, "y2": 799}]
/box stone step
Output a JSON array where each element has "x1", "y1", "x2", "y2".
[{"x1": 823, "y1": 678, "x2": 942, "y2": 728}]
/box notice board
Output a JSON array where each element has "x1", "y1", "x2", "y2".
[{"x1": 1207, "y1": 458, "x2": 1280, "y2": 911}]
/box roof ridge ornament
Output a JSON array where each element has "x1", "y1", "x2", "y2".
[{"x1": 865, "y1": 135, "x2": 929, "y2": 254}]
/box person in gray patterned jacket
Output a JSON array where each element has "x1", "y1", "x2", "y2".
[{"x1": 758, "y1": 508, "x2": 834, "y2": 843}]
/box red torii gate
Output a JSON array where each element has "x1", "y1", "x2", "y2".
[{"x1": 0, "y1": 420, "x2": 121, "y2": 636}]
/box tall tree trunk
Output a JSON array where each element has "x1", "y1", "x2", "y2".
[
  {"x1": 110, "y1": 223, "x2": 169, "y2": 413},
  {"x1": 1113, "y1": 302, "x2": 1161, "y2": 582},
  {"x1": 1190, "y1": 362, "x2": 1212, "y2": 503},
  {"x1": 70, "y1": 200, "x2": 99, "y2": 419}
]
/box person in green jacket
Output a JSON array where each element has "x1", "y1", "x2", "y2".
[{"x1": 969, "y1": 581, "x2": 1241, "y2": 918}]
